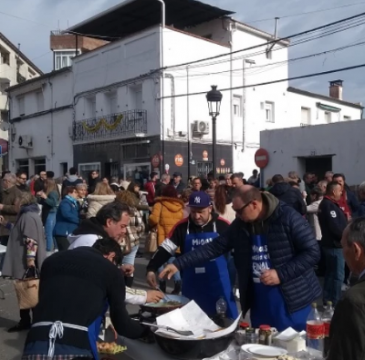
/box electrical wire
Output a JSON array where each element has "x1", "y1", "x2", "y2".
[
  {"x1": 247, "y1": 1, "x2": 365, "y2": 23},
  {"x1": 0, "y1": 10, "x2": 51, "y2": 28},
  {"x1": 171, "y1": 40, "x2": 365, "y2": 79},
  {"x1": 158, "y1": 63, "x2": 365, "y2": 99},
  {"x1": 177, "y1": 16, "x2": 365, "y2": 70},
  {"x1": 163, "y1": 11, "x2": 365, "y2": 71}
]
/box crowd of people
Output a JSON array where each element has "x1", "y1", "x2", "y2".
[{"x1": 0, "y1": 166, "x2": 365, "y2": 359}]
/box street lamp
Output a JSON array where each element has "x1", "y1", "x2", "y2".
[{"x1": 206, "y1": 85, "x2": 223, "y2": 179}]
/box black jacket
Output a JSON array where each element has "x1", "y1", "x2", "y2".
[
  {"x1": 26, "y1": 247, "x2": 147, "y2": 351},
  {"x1": 318, "y1": 197, "x2": 348, "y2": 248},
  {"x1": 327, "y1": 275, "x2": 365, "y2": 360},
  {"x1": 173, "y1": 194, "x2": 321, "y2": 315},
  {"x1": 147, "y1": 213, "x2": 230, "y2": 273},
  {"x1": 269, "y1": 182, "x2": 306, "y2": 215}
]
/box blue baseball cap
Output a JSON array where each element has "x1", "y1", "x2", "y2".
[{"x1": 188, "y1": 191, "x2": 212, "y2": 208}]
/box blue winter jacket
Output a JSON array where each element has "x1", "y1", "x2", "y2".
[
  {"x1": 174, "y1": 196, "x2": 321, "y2": 315},
  {"x1": 53, "y1": 197, "x2": 80, "y2": 237}
]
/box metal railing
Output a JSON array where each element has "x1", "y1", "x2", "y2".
[{"x1": 73, "y1": 110, "x2": 147, "y2": 142}]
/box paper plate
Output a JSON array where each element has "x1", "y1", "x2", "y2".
[{"x1": 247, "y1": 345, "x2": 288, "y2": 357}]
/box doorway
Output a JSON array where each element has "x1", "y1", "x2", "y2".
[
  {"x1": 104, "y1": 162, "x2": 119, "y2": 179},
  {"x1": 304, "y1": 156, "x2": 332, "y2": 180}
]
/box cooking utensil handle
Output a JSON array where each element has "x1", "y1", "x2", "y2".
[{"x1": 141, "y1": 322, "x2": 167, "y2": 330}]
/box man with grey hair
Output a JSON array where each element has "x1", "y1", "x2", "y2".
[
  {"x1": 155, "y1": 173, "x2": 171, "y2": 197},
  {"x1": 326, "y1": 217, "x2": 365, "y2": 360},
  {"x1": 0, "y1": 173, "x2": 22, "y2": 271}
]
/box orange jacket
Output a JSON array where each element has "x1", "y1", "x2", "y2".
[{"x1": 149, "y1": 196, "x2": 185, "y2": 247}]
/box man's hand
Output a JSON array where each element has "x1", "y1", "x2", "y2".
[
  {"x1": 159, "y1": 264, "x2": 179, "y2": 281},
  {"x1": 146, "y1": 271, "x2": 157, "y2": 288},
  {"x1": 121, "y1": 264, "x2": 134, "y2": 277},
  {"x1": 146, "y1": 290, "x2": 164, "y2": 304},
  {"x1": 0, "y1": 216, "x2": 5, "y2": 224},
  {"x1": 260, "y1": 269, "x2": 280, "y2": 286},
  {"x1": 0, "y1": 204, "x2": 4, "y2": 211}
]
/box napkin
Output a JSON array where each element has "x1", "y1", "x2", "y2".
[
  {"x1": 275, "y1": 327, "x2": 306, "y2": 341},
  {"x1": 155, "y1": 300, "x2": 241, "y2": 340}
]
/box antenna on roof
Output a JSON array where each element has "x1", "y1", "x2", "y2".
[
  {"x1": 18, "y1": 43, "x2": 21, "y2": 50},
  {"x1": 267, "y1": 17, "x2": 279, "y2": 53}
]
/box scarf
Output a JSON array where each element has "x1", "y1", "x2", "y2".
[
  {"x1": 337, "y1": 191, "x2": 351, "y2": 220},
  {"x1": 65, "y1": 195, "x2": 78, "y2": 207}
]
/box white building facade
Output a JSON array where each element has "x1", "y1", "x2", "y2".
[
  {"x1": 0, "y1": 32, "x2": 42, "y2": 170},
  {"x1": 5, "y1": 0, "x2": 363, "y2": 180},
  {"x1": 7, "y1": 68, "x2": 74, "y2": 176},
  {"x1": 260, "y1": 119, "x2": 365, "y2": 186}
]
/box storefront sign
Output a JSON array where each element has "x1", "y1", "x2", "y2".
[
  {"x1": 220, "y1": 159, "x2": 225, "y2": 166},
  {"x1": 255, "y1": 148, "x2": 269, "y2": 169},
  {"x1": 202, "y1": 150, "x2": 208, "y2": 161},
  {"x1": 217, "y1": 167, "x2": 231, "y2": 174},
  {"x1": 175, "y1": 154, "x2": 184, "y2": 167},
  {"x1": 151, "y1": 154, "x2": 160, "y2": 167}
]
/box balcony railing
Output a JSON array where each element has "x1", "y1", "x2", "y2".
[{"x1": 73, "y1": 110, "x2": 147, "y2": 142}]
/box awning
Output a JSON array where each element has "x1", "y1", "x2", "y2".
[
  {"x1": 316, "y1": 102, "x2": 341, "y2": 113},
  {"x1": 65, "y1": 0, "x2": 234, "y2": 41}
]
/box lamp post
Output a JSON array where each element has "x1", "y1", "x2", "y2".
[{"x1": 206, "y1": 85, "x2": 223, "y2": 179}]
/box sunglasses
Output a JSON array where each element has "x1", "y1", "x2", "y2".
[{"x1": 232, "y1": 201, "x2": 252, "y2": 213}]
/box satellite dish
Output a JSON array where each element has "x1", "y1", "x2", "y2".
[{"x1": 0, "y1": 122, "x2": 9, "y2": 131}]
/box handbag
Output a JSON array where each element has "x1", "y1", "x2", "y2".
[
  {"x1": 13, "y1": 267, "x2": 40, "y2": 310},
  {"x1": 145, "y1": 204, "x2": 163, "y2": 255}
]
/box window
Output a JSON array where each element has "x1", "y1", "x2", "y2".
[
  {"x1": 106, "y1": 91, "x2": 118, "y2": 114},
  {"x1": 265, "y1": 101, "x2": 275, "y2": 123},
  {"x1": 78, "y1": 162, "x2": 101, "y2": 181},
  {"x1": 18, "y1": 96, "x2": 25, "y2": 116},
  {"x1": 54, "y1": 50, "x2": 79, "y2": 70},
  {"x1": 324, "y1": 111, "x2": 331, "y2": 123},
  {"x1": 34, "y1": 158, "x2": 46, "y2": 175},
  {"x1": 344, "y1": 115, "x2": 351, "y2": 121},
  {"x1": 233, "y1": 96, "x2": 242, "y2": 117},
  {"x1": 0, "y1": 47, "x2": 10, "y2": 65},
  {"x1": 28, "y1": 67, "x2": 36, "y2": 78},
  {"x1": 86, "y1": 96, "x2": 96, "y2": 117},
  {"x1": 36, "y1": 91, "x2": 44, "y2": 112},
  {"x1": 301, "y1": 107, "x2": 311, "y2": 125}
]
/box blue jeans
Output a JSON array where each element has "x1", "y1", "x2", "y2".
[
  {"x1": 323, "y1": 247, "x2": 345, "y2": 306},
  {"x1": 158, "y1": 257, "x2": 181, "y2": 282},
  {"x1": 45, "y1": 212, "x2": 57, "y2": 251}
]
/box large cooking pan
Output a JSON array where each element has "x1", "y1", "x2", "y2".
[
  {"x1": 153, "y1": 317, "x2": 236, "y2": 359},
  {"x1": 140, "y1": 294, "x2": 190, "y2": 315}
]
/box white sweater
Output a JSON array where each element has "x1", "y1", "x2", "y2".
[
  {"x1": 68, "y1": 233, "x2": 147, "y2": 305},
  {"x1": 307, "y1": 199, "x2": 322, "y2": 241}
]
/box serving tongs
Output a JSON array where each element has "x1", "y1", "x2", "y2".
[{"x1": 141, "y1": 322, "x2": 194, "y2": 336}]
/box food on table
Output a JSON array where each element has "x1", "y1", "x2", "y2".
[
  {"x1": 165, "y1": 300, "x2": 181, "y2": 306},
  {"x1": 276, "y1": 355, "x2": 296, "y2": 360},
  {"x1": 147, "y1": 300, "x2": 182, "y2": 307},
  {"x1": 97, "y1": 341, "x2": 127, "y2": 354}
]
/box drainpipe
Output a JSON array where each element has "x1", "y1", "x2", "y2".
[
  {"x1": 157, "y1": 0, "x2": 165, "y2": 172},
  {"x1": 48, "y1": 79, "x2": 54, "y2": 169},
  {"x1": 164, "y1": 73, "x2": 175, "y2": 137},
  {"x1": 229, "y1": 21, "x2": 234, "y2": 171}
]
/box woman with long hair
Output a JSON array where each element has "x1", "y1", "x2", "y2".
[
  {"x1": 87, "y1": 182, "x2": 115, "y2": 218},
  {"x1": 37, "y1": 179, "x2": 60, "y2": 252},
  {"x1": 2, "y1": 192, "x2": 46, "y2": 332},
  {"x1": 149, "y1": 185, "x2": 184, "y2": 294},
  {"x1": 214, "y1": 185, "x2": 236, "y2": 223},
  {"x1": 116, "y1": 190, "x2": 145, "y2": 287},
  {"x1": 126, "y1": 182, "x2": 150, "y2": 211}
]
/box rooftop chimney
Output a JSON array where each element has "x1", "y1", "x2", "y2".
[{"x1": 329, "y1": 80, "x2": 343, "y2": 100}]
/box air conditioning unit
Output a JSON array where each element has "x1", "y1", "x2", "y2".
[
  {"x1": 18, "y1": 135, "x2": 33, "y2": 149},
  {"x1": 193, "y1": 121, "x2": 209, "y2": 135}
]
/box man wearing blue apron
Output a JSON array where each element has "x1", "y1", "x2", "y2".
[
  {"x1": 147, "y1": 191, "x2": 238, "y2": 319},
  {"x1": 22, "y1": 238, "x2": 148, "y2": 360}
]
